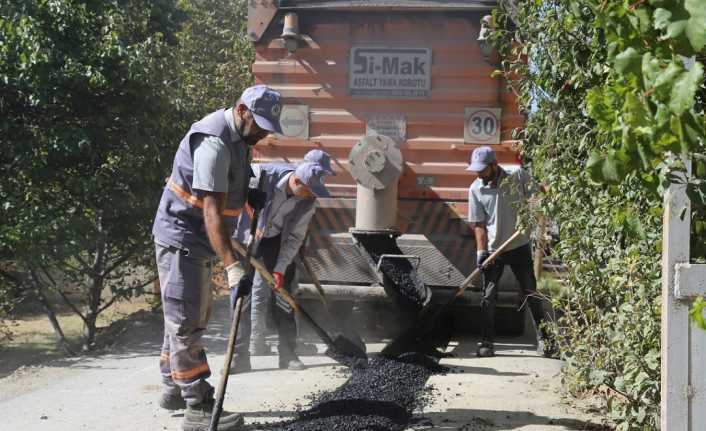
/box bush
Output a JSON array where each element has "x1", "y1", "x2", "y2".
[{"x1": 488, "y1": 0, "x2": 706, "y2": 428}]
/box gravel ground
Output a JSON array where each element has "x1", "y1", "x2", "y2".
[{"x1": 0, "y1": 296, "x2": 611, "y2": 431}]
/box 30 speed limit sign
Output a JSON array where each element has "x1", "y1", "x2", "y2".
[{"x1": 464, "y1": 108, "x2": 501, "y2": 144}]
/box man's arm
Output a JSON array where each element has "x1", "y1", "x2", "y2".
[
  {"x1": 473, "y1": 222, "x2": 488, "y2": 252},
  {"x1": 203, "y1": 192, "x2": 237, "y2": 267}
]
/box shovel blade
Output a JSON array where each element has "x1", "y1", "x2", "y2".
[{"x1": 324, "y1": 333, "x2": 368, "y2": 368}]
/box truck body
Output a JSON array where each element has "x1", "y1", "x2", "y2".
[{"x1": 248, "y1": 0, "x2": 526, "y2": 333}]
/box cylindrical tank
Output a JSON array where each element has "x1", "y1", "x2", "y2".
[{"x1": 348, "y1": 134, "x2": 403, "y2": 230}]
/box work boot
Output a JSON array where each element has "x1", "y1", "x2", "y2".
[
  {"x1": 476, "y1": 341, "x2": 495, "y2": 358},
  {"x1": 295, "y1": 342, "x2": 318, "y2": 355},
  {"x1": 279, "y1": 356, "x2": 306, "y2": 370},
  {"x1": 250, "y1": 341, "x2": 274, "y2": 356},
  {"x1": 182, "y1": 397, "x2": 244, "y2": 431},
  {"x1": 229, "y1": 355, "x2": 252, "y2": 374},
  {"x1": 159, "y1": 392, "x2": 186, "y2": 411}
]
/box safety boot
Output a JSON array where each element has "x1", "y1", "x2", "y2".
[
  {"x1": 476, "y1": 341, "x2": 495, "y2": 358},
  {"x1": 279, "y1": 356, "x2": 306, "y2": 370},
  {"x1": 182, "y1": 397, "x2": 244, "y2": 431},
  {"x1": 159, "y1": 392, "x2": 186, "y2": 410}
]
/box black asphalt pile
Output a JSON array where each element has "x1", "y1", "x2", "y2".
[
  {"x1": 352, "y1": 233, "x2": 431, "y2": 311},
  {"x1": 251, "y1": 356, "x2": 439, "y2": 431}
]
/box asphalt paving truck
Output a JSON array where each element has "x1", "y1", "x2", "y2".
[{"x1": 247, "y1": 0, "x2": 527, "y2": 335}]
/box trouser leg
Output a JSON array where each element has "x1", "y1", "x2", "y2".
[
  {"x1": 273, "y1": 263, "x2": 298, "y2": 359},
  {"x1": 159, "y1": 330, "x2": 179, "y2": 396},
  {"x1": 155, "y1": 243, "x2": 214, "y2": 407},
  {"x1": 508, "y1": 244, "x2": 549, "y2": 339},
  {"x1": 250, "y1": 273, "x2": 273, "y2": 348},
  {"x1": 480, "y1": 260, "x2": 504, "y2": 344},
  {"x1": 257, "y1": 236, "x2": 298, "y2": 359},
  {"x1": 156, "y1": 244, "x2": 180, "y2": 396}
]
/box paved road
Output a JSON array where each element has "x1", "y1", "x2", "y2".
[{"x1": 0, "y1": 297, "x2": 608, "y2": 430}]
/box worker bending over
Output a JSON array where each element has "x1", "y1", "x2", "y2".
[
  {"x1": 152, "y1": 85, "x2": 282, "y2": 431},
  {"x1": 232, "y1": 149, "x2": 337, "y2": 358},
  {"x1": 230, "y1": 161, "x2": 333, "y2": 372},
  {"x1": 466, "y1": 146, "x2": 553, "y2": 358}
]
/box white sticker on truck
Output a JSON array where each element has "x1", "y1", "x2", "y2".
[{"x1": 349, "y1": 47, "x2": 431, "y2": 98}]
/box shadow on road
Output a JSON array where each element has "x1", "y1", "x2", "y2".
[{"x1": 414, "y1": 409, "x2": 612, "y2": 430}]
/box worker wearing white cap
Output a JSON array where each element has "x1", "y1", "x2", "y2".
[{"x1": 466, "y1": 146, "x2": 553, "y2": 358}]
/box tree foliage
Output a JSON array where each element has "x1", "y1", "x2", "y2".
[
  {"x1": 0, "y1": 0, "x2": 186, "y2": 349},
  {"x1": 490, "y1": 0, "x2": 705, "y2": 428},
  {"x1": 173, "y1": 0, "x2": 254, "y2": 115},
  {"x1": 0, "y1": 0, "x2": 254, "y2": 351}
]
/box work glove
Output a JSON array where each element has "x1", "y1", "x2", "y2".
[
  {"x1": 476, "y1": 250, "x2": 490, "y2": 269},
  {"x1": 273, "y1": 271, "x2": 285, "y2": 291},
  {"x1": 247, "y1": 188, "x2": 267, "y2": 211},
  {"x1": 226, "y1": 262, "x2": 251, "y2": 299}
]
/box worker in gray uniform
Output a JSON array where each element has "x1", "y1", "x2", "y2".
[
  {"x1": 230, "y1": 161, "x2": 332, "y2": 372},
  {"x1": 152, "y1": 85, "x2": 282, "y2": 431},
  {"x1": 232, "y1": 150, "x2": 336, "y2": 358},
  {"x1": 466, "y1": 146, "x2": 553, "y2": 358}
]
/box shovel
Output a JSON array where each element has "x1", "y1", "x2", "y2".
[
  {"x1": 381, "y1": 230, "x2": 523, "y2": 358},
  {"x1": 209, "y1": 202, "x2": 262, "y2": 431},
  {"x1": 298, "y1": 251, "x2": 366, "y2": 354},
  {"x1": 231, "y1": 239, "x2": 368, "y2": 367}
]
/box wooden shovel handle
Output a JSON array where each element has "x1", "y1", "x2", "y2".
[
  {"x1": 230, "y1": 239, "x2": 299, "y2": 311},
  {"x1": 456, "y1": 230, "x2": 524, "y2": 296}
]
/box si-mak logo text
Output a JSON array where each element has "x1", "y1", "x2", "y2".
[{"x1": 349, "y1": 47, "x2": 431, "y2": 98}]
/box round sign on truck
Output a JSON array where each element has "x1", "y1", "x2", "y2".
[
  {"x1": 277, "y1": 105, "x2": 309, "y2": 139},
  {"x1": 464, "y1": 107, "x2": 501, "y2": 145}
]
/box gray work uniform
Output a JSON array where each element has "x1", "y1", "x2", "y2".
[
  {"x1": 152, "y1": 108, "x2": 250, "y2": 406},
  {"x1": 467, "y1": 167, "x2": 548, "y2": 343},
  {"x1": 467, "y1": 167, "x2": 533, "y2": 252},
  {"x1": 231, "y1": 163, "x2": 316, "y2": 359}
]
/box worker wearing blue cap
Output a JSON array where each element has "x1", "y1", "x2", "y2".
[
  {"x1": 151, "y1": 85, "x2": 282, "y2": 431},
  {"x1": 229, "y1": 161, "x2": 332, "y2": 373},
  {"x1": 304, "y1": 149, "x2": 337, "y2": 176},
  {"x1": 466, "y1": 146, "x2": 553, "y2": 359}
]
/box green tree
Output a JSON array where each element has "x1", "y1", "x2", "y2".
[
  {"x1": 0, "y1": 0, "x2": 186, "y2": 350},
  {"x1": 174, "y1": 0, "x2": 254, "y2": 116}
]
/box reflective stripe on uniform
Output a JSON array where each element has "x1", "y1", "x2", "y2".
[
  {"x1": 245, "y1": 203, "x2": 254, "y2": 219},
  {"x1": 171, "y1": 362, "x2": 210, "y2": 381},
  {"x1": 167, "y1": 178, "x2": 242, "y2": 217}
]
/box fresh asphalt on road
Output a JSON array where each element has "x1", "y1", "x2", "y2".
[{"x1": 0, "y1": 297, "x2": 607, "y2": 431}]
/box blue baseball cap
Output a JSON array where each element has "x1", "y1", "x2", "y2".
[
  {"x1": 466, "y1": 146, "x2": 496, "y2": 172},
  {"x1": 294, "y1": 162, "x2": 330, "y2": 198},
  {"x1": 304, "y1": 149, "x2": 336, "y2": 176},
  {"x1": 240, "y1": 85, "x2": 283, "y2": 134}
]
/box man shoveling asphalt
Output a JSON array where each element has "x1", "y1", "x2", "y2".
[
  {"x1": 235, "y1": 149, "x2": 337, "y2": 358},
  {"x1": 151, "y1": 85, "x2": 282, "y2": 431},
  {"x1": 230, "y1": 161, "x2": 334, "y2": 372},
  {"x1": 466, "y1": 146, "x2": 554, "y2": 358}
]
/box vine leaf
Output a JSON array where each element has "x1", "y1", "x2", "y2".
[
  {"x1": 614, "y1": 47, "x2": 642, "y2": 79},
  {"x1": 670, "y1": 62, "x2": 704, "y2": 115},
  {"x1": 684, "y1": 0, "x2": 706, "y2": 51}
]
